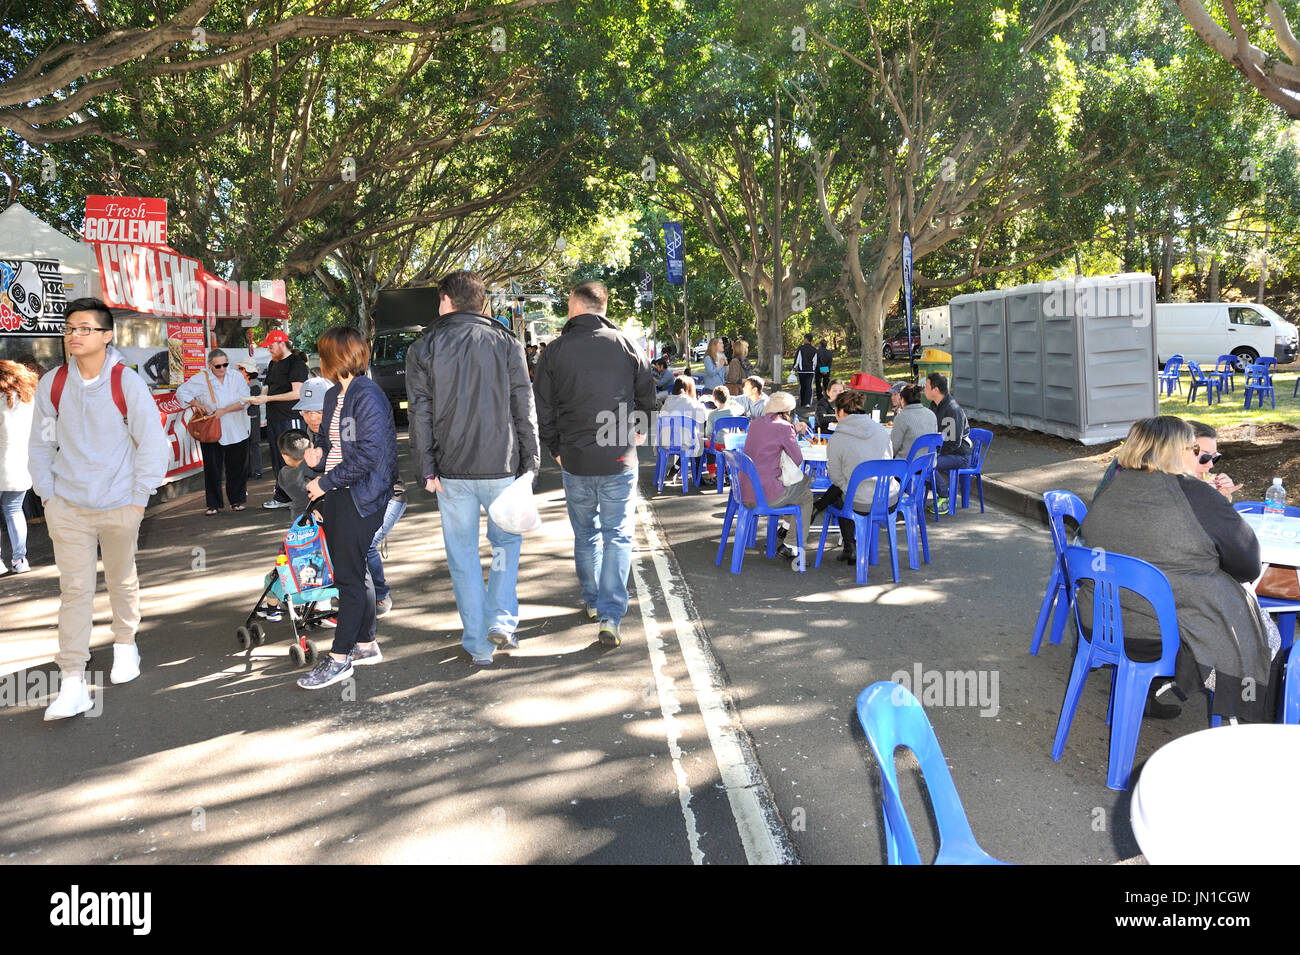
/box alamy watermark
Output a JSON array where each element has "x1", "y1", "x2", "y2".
[
  {"x1": 889, "y1": 663, "x2": 1000, "y2": 716},
  {"x1": 1042, "y1": 276, "x2": 1152, "y2": 327},
  {"x1": 1, "y1": 671, "x2": 105, "y2": 716}
]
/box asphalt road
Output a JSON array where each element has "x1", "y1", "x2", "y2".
[{"x1": 0, "y1": 428, "x2": 1215, "y2": 864}]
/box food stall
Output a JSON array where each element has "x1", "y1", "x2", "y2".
[{"x1": 0, "y1": 197, "x2": 289, "y2": 488}]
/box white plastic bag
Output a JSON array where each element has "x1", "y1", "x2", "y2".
[
  {"x1": 489, "y1": 471, "x2": 542, "y2": 534},
  {"x1": 786, "y1": 370, "x2": 797, "y2": 384}
]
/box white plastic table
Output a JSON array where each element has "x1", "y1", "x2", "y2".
[
  {"x1": 1129, "y1": 724, "x2": 1300, "y2": 864},
  {"x1": 1241, "y1": 512, "x2": 1300, "y2": 567}
]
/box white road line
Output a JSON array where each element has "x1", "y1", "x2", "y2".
[
  {"x1": 634, "y1": 497, "x2": 799, "y2": 865},
  {"x1": 629, "y1": 556, "x2": 704, "y2": 865}
]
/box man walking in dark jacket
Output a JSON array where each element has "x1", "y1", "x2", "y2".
[
  {"x1": 406, "y1": 271, "x2": 540, "y2": 665},
  {"x1": 793, "y1": 333, "x2": 818, "y2": 409},
  {"x1": 924, "y1": 372, "x2": 972, "y2": 515},
  {"x1": 534, "y1": 281, "x2": 655, "y2": 647}
]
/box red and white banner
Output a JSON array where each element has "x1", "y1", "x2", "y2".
[
  {"x1": 84, "y1": 196, "x2": 167, "y2": 245},
  {"x1": 153, "y1": 391, "x2": 204, "y2": 480},
  {"x1": 93, "y1": 243, "x2": 204, "y2": 318},
  {"x1": 166, "y1": 321, "x2": 207, "y2": 388}
]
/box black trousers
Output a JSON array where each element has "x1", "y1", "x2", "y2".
[
  {"x1": 798, "y1": 372, "x2": 816, "y2": 408},
  {"x1": 247, "y1": 412, "x2": 263, "y2": 478},
  {"x1": 267, "y1": 417, "x2": 305, "y2": 502},
  {"x1": 815, "y1": 369, "x2": 831, "y2": 399},
  {"x1": 200, "y1": 439, "x2": 249, "y2": 510},
  {"x1": 814, "y1": 484, "x2": 870, "y2": 552},
  {"x1": 320, "y1": 490, "x2": 383, "y2": 657}
]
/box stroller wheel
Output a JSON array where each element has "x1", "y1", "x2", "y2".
[
  {"x1": 304, "y1": 642, "x2": 317, "y2": 663},
  {"x1": 249, "y1": 622, "x2": 266, "y2": 646},
  {"x1": 289, "y1": 643, "x2": 307, "y2": 667},
  {"x1": 235, "y1": 626, "x2": 251, "y2": 650}
]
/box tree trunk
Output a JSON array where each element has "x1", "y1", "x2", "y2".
[
  {"x1": 1258, "y1": 223, "x2": 1270, "y2": 304},
  {"x1": 1209, "y1": 255, "x2": 1220, "y2": 301},
  {"x1": 1123, "y1": 202, "x2": 1136, "y2": 273},
  {"x1": 1161, "y1": 216, "x2": 1174, "y2": 302}
]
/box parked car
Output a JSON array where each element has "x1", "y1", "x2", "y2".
[
  {"x1": 369, "y1": 324, "x2": 425, "y2": 417},
  {"x1": 1155, "y1": 301, "x2": 1299, "y2": 367},
  {"x1": 692, "y1": 338, "x2": 708, "y2": 361},
  {"x1": 882, "y1": 331, "x2": 922, "y2": 360}
]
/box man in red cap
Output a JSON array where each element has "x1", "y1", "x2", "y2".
[{"x1": 244, "y1": 329, "x2": 308, "y2": 508}]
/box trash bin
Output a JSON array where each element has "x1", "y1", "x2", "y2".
[{"x1": 916, "y1": 347, "x2": 952, "y2": 384}]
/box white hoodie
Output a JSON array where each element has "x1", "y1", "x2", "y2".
[{"x1": 27, "y1": 347, "x2": 169, "y2": 510}]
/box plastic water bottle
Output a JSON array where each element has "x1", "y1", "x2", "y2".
[{"x1": 1265, "y1": 477, "x2": 1287, "y2": 516}]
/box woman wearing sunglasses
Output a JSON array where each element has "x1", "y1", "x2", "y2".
[
  {"x1": 1190, "y1": 420, "x2": 1243, "y2": 500},
  {"x1": 175, "y1": 348, "x2": 252, "y2": 514}
]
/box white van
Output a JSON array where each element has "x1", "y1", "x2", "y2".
[{"x1": 1155, "y1": 302, "x2": 1298, "y2": 367}]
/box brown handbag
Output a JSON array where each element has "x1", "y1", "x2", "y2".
[
  {"x1": 1257, "y1": 563, "x2": 1300, "y2": 601},
  {"x1": 184, "y1": 372, "x2": 223, "y2": 443}
]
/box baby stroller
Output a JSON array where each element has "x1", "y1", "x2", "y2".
[{"x1": 236, "y1": 500, "x2": 337, "y2": 667}]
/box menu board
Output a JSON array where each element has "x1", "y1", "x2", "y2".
[{"x1": 165, "y1": 321, "x2": 206, "y2": 389}]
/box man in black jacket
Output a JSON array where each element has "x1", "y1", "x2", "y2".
[
  {"x1": 923, "y1": 371, "x2": 971, "y2": 515},
  {"x1": 406, "y1": 270, "x2": 540, "y2": 665},
  {"x1": 534, "y1": 280, "x2": 655, "y2": 647},
  {"x1": 793, "y1": 333, "x2": 818, "y2": 409}
]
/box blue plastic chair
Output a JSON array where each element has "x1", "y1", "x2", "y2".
[
  {"x1": 715, "y1": 450, "x2": 806, "y2": 573},
  {"x1": 906, "y1": 433, "x2": 945, "y2": 524},
  {"x1": 947, "y1": 428, "x2": 993, "y2": 515},
  {"x1": 1158, "y1": 356, "x2": 1184, "y2": 396},
  {"x1": 1283, "y1": 646, "x2": 1300, "y2": 724},
  {"x1": 856, "y1": 682, "x2": 1010, "y2": 865},
  {"x1": 897, "y1": 449, "x2": 934, "y2": 569},
  {"x1": 1257, "y1": 356, "x2": 1278, "y2": 378},
  {"x1": 1052, "y1": 546, "x2": 1181, "y2": 791},
  {"x1": 814, "y1": 459, "x2": 907, "y2": 584},
  {"x1": 655, "y1": 414, "x2": 702, "y2": 494},
  {"x1": 707, "y1": 416, "x2": 748, "y2": 495},
  {"x1": 1244, "y1": 364, "x2": 1275, "y2": 410},
  {"x1": 1214, "y1": 354, "x2": 1239, "y2": 393},
  {"x1": 1185, "y1": 360, "x2": 1221, "y2": 405},
  {"x1": 1031, "y1": 490, "x2": 1088, "y2": 656}
]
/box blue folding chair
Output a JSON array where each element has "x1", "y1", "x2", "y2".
[
  {"x1": 1244, "y1": 364, "x2": 1275, "y2": 410},
  {"x1": 856, "y1": 682, "x2": 1010, "y2": 865},
  {"x1": 1185, "y1": 360, "x2": 1220, "y2": 405},
  {"x1": 897, "y1": 449, "x2": 934, "y2": 569},
  {"x1": 715, "y1": 450, "x2": 806, "y2": 573},
  {"x1": 947, "y1": 428, "x2": 993, "y2": 515},
  {"x1": 655, "y1": 414, "x2": 702, "y2": 494},
  {"x1": 906, "y1": 433, "x2": 945, "y2": 524},
  {"x1": 1214, "y1": 354, "x2": 1239, "y2": 393},
  {"x1": 1031, "y1": 490, "x2": 1088, "y2": 656},
  {"x1": 814, "y1": 459, "x2": 907, "y2": 584},
  {"x1": 707, "y1": 416, "x2": 748, "y2": 495},
  {"x1": 1052, "y1": 546, "x2": 1181, "y2": 791},
  {"x1": 1158, "y1": 355, "x2": 1183, "y2": 396},
  {"x1": 1283, "y1": 646, "x2": 1300, "y2": 725}
]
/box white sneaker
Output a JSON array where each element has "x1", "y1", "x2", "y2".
[
  {"x1": 44, "y1": 673, "x2": 93, "y2": 721},
  {"x1": 110, "y1": 643, "x2": 141, "y2": 684}
]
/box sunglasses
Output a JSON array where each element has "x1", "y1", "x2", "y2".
[
  {"x1": 1198, "y1": 451, "x2": 1223, "y2": 465},
  {"x1": 212, "y1": 362, "x2": 229, "y2": 369}
]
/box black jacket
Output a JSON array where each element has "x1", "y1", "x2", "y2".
[
  {"x1": 406, "y1": 311, "x2": 540, "y2": 482},
  {"x1": 794, "y1": 343, "x2": 818, "y2": 374},
  {"x1": 934, "y1": 392, "x2": 971, "y2": 457},
  {"x1": 534, "y1": 313, "x2": 655, "y2": 476}
]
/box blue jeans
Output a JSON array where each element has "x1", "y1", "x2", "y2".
[
  {"x1": 436, "y1": 477, "x2": 521, "y2": 659},
  {"x1": 935, "y1": 450, "x2": 972, "y2": 501},
  {"x1": 366, "y1": 497, "x2": 407, "y2": 602},
  {"x1": 562, "y1": 469, "x2": 637, "y2": 624},
  {"x1": 1, "y1": 490, "x2": 27, "y2": 565}
]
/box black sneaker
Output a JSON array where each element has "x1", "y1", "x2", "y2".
[{"x1": 297, "y1": 655, "x2": 354, "y2": 690}]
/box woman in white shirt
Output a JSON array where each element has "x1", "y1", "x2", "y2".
[
  {"x1": 175, "y1": 348, "x2": 251, "y2": 514},
  {"x1": 0, "y1": 359, "x2": 37, "y2": 574}
]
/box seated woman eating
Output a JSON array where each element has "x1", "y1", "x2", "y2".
[
  {"x1": 737, "y1": 390, "x2": 812, "y2": 571},
  {"x1": 821, "y1": 389, "x2": 895, "y2": 566},
  {"x1": 1080, "y1": 415, "x2": 1279, "y2": 721}
]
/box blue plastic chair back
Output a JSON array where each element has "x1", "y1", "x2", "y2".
[
  {"x1": 1186, "y1": 359, "x2": 1208, "y2": 383},
  {"x1": 711, "y1": 415, "x2": 749, "y2": 436},
  {"x1": 1215, "y1": 354, "x2": 1239, "y2": 373},
  {"x1": 842, "y1": 458, "x2": 906, "y2": 520},
  {"x1": 1045, "y1": 491, "x2": 1087, "y2": 562},
  {"x1": 856, "y1": 682, "x2": 1008, "y2": 865},
  {"x1": 724, "y1": 448, "x2": 778, "y2": 510},
  {"x1": 1064, "y1": 546, "x2": 1180, "y2": 669},
  {"x1": 1245, "y1": 363, "x2": 1271, "y2": 385},
  {"x1": 658, "y1": 413, "x2": 699, "y2": 451},
  {"x1": 905, "y1": 432, "x2": 943, "y2": 465},
  {"x1": 966, "y1": 428, "x2": 993, "y2": 472},
  {"x1": 900, "y1": 450, "x2": 935, "y2": 507}
]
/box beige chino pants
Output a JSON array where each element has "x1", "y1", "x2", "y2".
[{"x1": 43, "y1": 496, "x2": 143, "y2": 675}]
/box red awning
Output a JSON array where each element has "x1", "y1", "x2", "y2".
[{"x1": 198, "y1": 268, "x2": 289, "y2": 322}]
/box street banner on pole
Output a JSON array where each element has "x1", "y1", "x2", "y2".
[
  {"x1": 902, "y1": 231, "x2": 914, "y2": 349},
  {"x1": 662, "y1": 222, "x2": 685, "y2": 285}
]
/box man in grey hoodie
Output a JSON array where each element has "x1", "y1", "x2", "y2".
[{"x1": 27, "y1": 298, "x2": 168, "y2": 720}]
